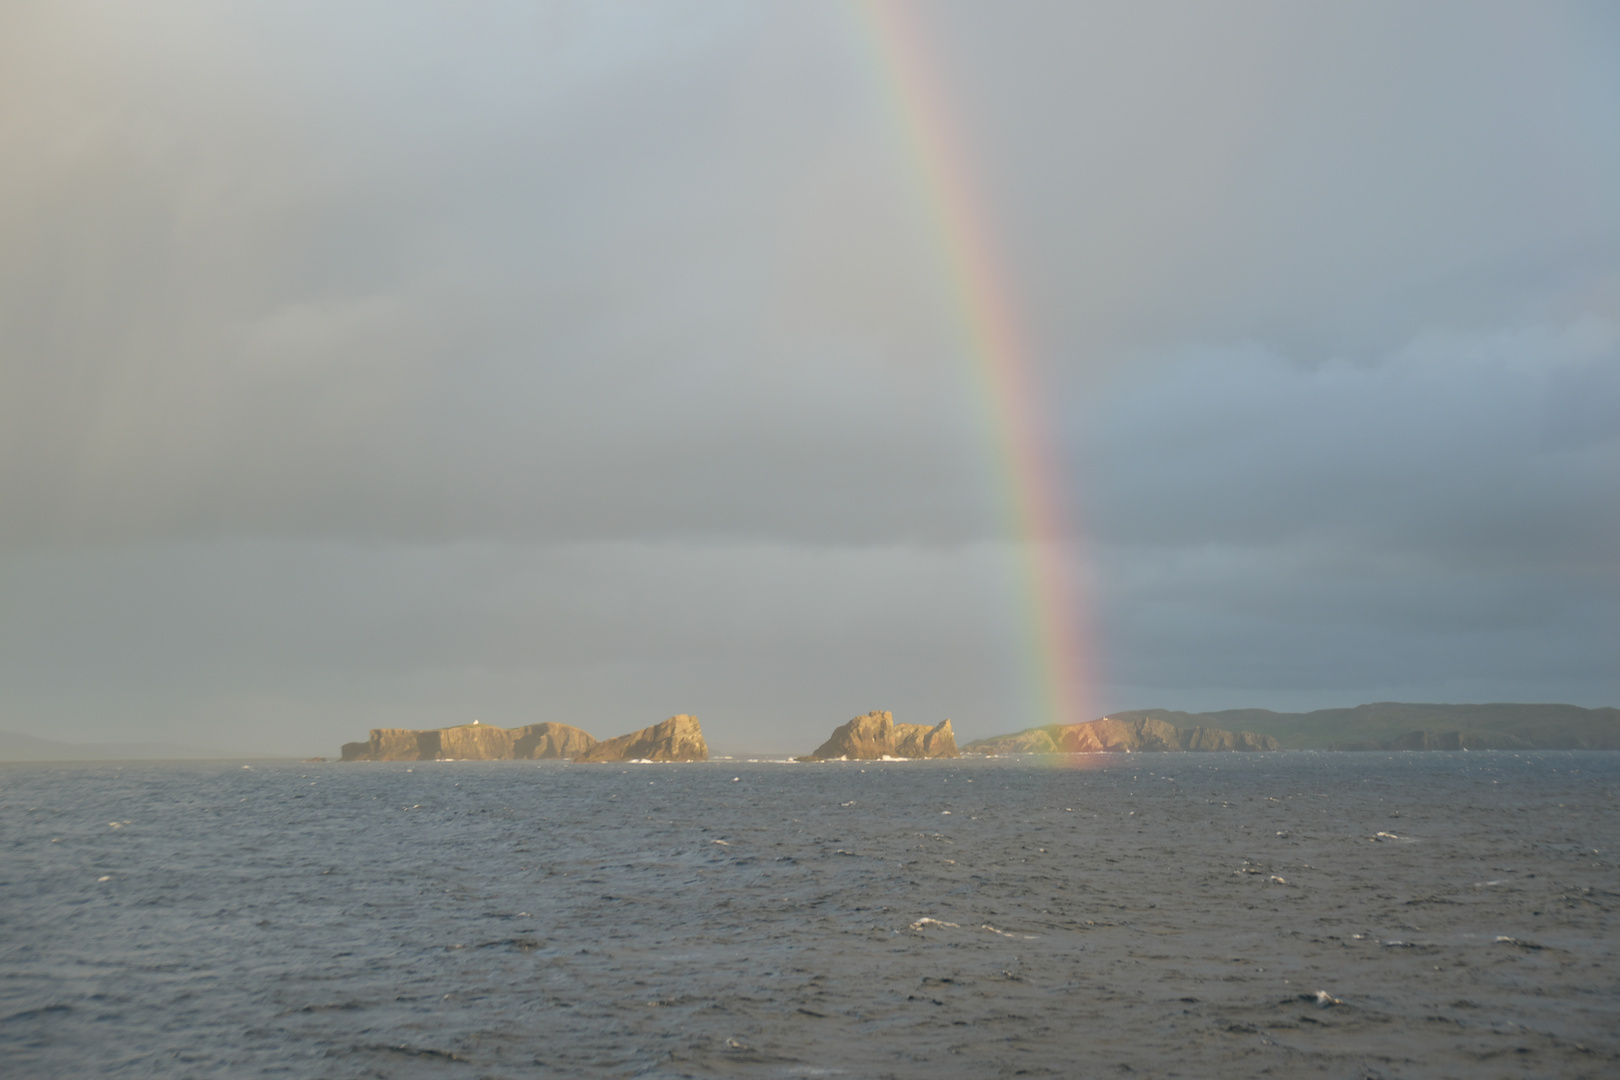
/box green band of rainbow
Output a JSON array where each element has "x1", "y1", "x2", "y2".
[{"x1": 854, "y1": 0, "x2": 1094, "y2": 729}]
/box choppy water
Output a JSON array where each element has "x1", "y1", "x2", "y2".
[{"x1": 3, "y1": 752, "x2": 1618, "y2": 1078}]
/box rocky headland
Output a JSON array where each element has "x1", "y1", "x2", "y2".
[
  {"x1": 340, "y1": 716, "x2": 705, "y2": 762},
  {"x1": 1092, "y1": 704, "x2": 1620, "y2": 751},
  {"x1": 963, "y1": 715, "x2": 1278, "y2": 755},
  {"x1": 805, "y1": 711, "x2": 960, "y2": 760}
]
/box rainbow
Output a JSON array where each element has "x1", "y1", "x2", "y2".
[{"x1": 852, "y1": 0, "x2": 1096, "y2": 730}]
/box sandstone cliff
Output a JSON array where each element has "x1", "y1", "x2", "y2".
[
  {"x1": 437, "y1": 723, "x2": 523, "y2": 760},
  {"x1": 512, "y1": 722, "x2": 600, "y2": 759},
  {"x1": 573, "y1": 715, "x2": 709, "y2": 762},
  {"x1": 342, "y1": 727, "x2": 431, "y2": 761},
  {"x1": 340, "y1": 721, "x2": 598, "y2": 761},
  {"x1": 963, "y1": 716, "x2": 1277, "y2": 755},
  {"x1": 807, "y1": 711, "x2": 960, "y2": 760}
]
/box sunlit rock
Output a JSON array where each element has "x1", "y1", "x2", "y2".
[
  {"x1": 339, "y1": 721, "x2": 599, "y2": 761},
  {"x1": 573, "y1": 715, "x2": 709, "y2": 762},
  {"x1": 893, "y1": 718, "x2": 959, "y2": 758},
  {"x1": 511, "y1": 722, "x2": 600, "y2": 759},
  {"x1": 807, "y1": 711, "x2": 960, "y2": 760},
  {"x1": 963, "y1": 716, "x2": 1279, "y2": 755}
]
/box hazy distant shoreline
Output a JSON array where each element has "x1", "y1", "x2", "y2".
[
  {"x1": 0, "y1": 731, "x2": 273, "y2": 763},
  {"x1": 5, "y1": 701, "x2": 1615, "y2": 763}
]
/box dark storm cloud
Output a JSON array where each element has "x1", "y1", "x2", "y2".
[
  {"x1": 1077, "y1": 322, "x2": 1620, "y2": 710},
  {"x1": 1081, "y1": 324, "x2": 1620, "y2": 563},
  {"x1": 0, "y1": 1, "x2": 1615, "y2": 752}
]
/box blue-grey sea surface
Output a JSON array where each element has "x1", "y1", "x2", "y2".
[{"x1": 3, "y1": 752, "x2": 1618, "y2": 1079}]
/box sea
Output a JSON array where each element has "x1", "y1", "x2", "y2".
[{"x1": 2, "y1": 751, "x2": 1617, "y2": 1079}]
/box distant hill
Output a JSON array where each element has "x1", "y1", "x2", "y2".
[
  {"x1": 0, "y1": 731, "x2": 256, "y2": 762},
  {"x1": 1099, "y1": 704, "x2": 1620, "y2": 750}
]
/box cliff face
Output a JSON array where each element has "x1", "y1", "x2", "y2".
[
  {"x1": 964, "y1": 716, "x2": 1278, "y2": 755},
  {"x1": 512, "y1": 722, "x2": 599, "y2": 759},
  {"x1": 1056, "y1": 716, "x2": 1181, "y2": 752},
  {"x1": 436, "y1": 724, "x2": 520, "y2": 760},
  {"x1": 573, "y1": 715, "x2": 709, "y2": 762},
  {"x1": 340, "y1": 717, "x2": 700, "y2": 762},
  {"x1": 810, "y1": 711, "x2": 892, "y2": 759},
  {"x1": 340, "y1": 722, "x2": 598, "y2": 761},
  {"x1": 342, "y1": 728, "x2": 437, "y2": 761},
  {"x1": 1181, "y1": 726, "x2": 1279, "y2": 751},
  {"x1": 894, "y1": 718, "x2": 958, "y2": 758},
  {"x1": 1329, "y1": 728, "x2": 1534, "y2": 751},
  {"x1": 808, "y1": 712, "x2": 961, "y2": 760}
]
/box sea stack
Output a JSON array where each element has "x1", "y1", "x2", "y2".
[
  {"x1": 807, "y1": 711, "x2": 960, "y2": 760},
  {"x1": 573, "y1": 715, "x2": 709, "y2": 762}
]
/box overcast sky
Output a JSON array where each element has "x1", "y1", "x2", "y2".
[{"x1": 2, "y1": 1, "x2": 1616, "y2": 756}]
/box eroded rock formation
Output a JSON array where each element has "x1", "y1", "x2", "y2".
[
  {"x1": 894, "y1": 718, "x2": 958, "y2": 758},
  {"x1": 512, "y1": 722, "x2": 600, "y2": 759},
  {"x1": 573, "y1": 715, "x2": 709, "y2": 762},
  {"x1": 807, "y1": 711, "x2": 960, "y2": 760},
  {"x1": 963, "y1": 716, "x2": 1277, "y2": 755},
  {"x1": 340, "y1": 721, "x2": 599, "y2": 762}
]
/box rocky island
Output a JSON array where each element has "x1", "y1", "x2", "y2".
[
  {"x1": 964, "y1": 714, "x2": 1278, "y2": 754},
  {"x1": 803, "y1": 711, "x2": 960, "y2": 760},
  {"x1": 340, "y1": 716, "x2": 706, "y2": 762},
  {"x1": 574, "y1": 714, "x2": 708, "y2": 762}
]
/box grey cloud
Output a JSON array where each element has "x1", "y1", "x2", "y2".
[
  {"x1": 1, "y1": 1, "x2": 980, "y2": 551},
  {"x1": 932, "y1": 1, "x2": 1620, "y2": 364},
  {"x1": 0, "y1": 1, "x2": 1615, "y2": 751}
]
